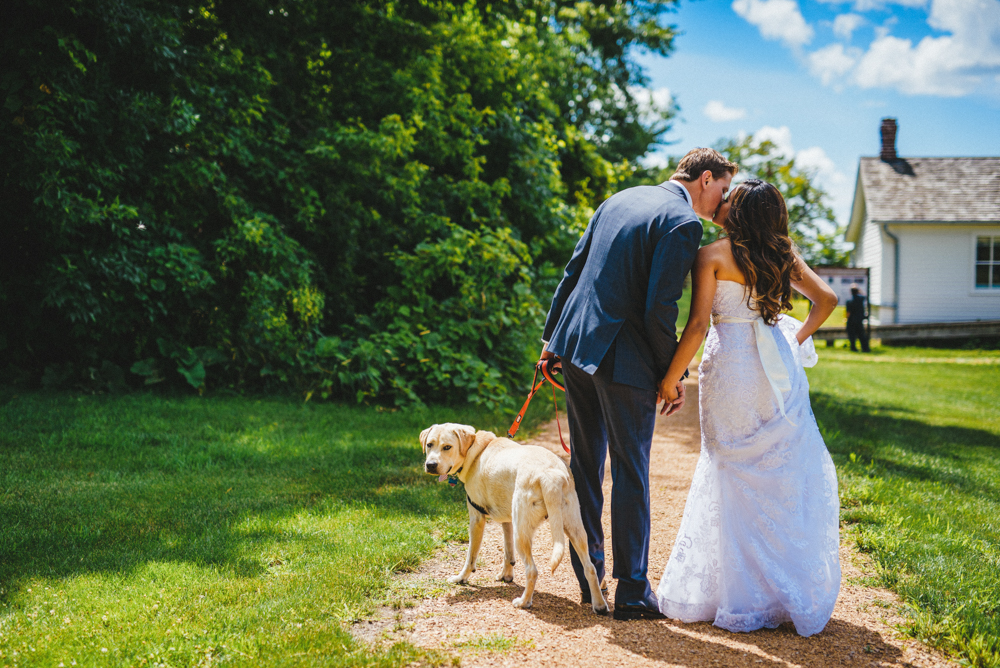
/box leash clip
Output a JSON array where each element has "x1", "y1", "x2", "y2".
[{"x1": 506, "y1": 358, "x2": 569, "y2": 454}]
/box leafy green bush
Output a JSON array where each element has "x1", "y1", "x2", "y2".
[
  {"x1": 315, "y1": 225, "x2": 542, "y2": 408},
  {"x1": 0, "y1": 0, "x2": 678, "y2": 405}
]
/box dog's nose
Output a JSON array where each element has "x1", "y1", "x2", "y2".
[{"x1": 425, "y1": 461, "x2": 438, "y2": 474}]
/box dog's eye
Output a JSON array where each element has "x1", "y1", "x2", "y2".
[{"x1": 442, "y1": 445, "x2": 452, "y2": 451}]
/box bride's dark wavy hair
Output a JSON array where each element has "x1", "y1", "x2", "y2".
[{"x1": 723, "y1": 179, "x2": 802, "y2": 325}]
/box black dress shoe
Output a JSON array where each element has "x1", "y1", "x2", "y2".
[
  {"x1": 612, "y1": 602, "x2": 667, "y2": 621},
  {"x1": 580, "y1": 587, "x2": 609, "y2": 605}
]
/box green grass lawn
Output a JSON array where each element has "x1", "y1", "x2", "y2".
[
  {"x1": 0, "y1": 390, "x2": 522, "y2": 667},
  {"x1": 789, "y1": 299, "x2": 846, "y2": 328},
  {"x1": 807, "y1": 343, "x2": 1000, "y2": 667},
  {"x1": 4, "y1": 337, "x2": 999, "y2": 667}
]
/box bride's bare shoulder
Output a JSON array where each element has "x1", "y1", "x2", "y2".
[
  {"x1": 697, "y1": 238, "x2": 732, "y2": 262},
  {"x1": 701, "y1": 237, "x2": 731, "y2": 252},
  {"x1": 698, "y1": 238, "x2": 746, "y2": 283}
]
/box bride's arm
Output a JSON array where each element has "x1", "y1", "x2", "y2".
[
  {"x1": 790, "y1": 256, "x2": 838, "y2": 344},
  {"x1": 659, "y1": 247, "x2": 717, "y2": 403}
]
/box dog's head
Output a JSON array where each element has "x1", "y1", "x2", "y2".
[{"x1": 419, "y1": 423, "x2": 477, "y2": 479}]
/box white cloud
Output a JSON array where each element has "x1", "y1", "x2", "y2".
[
  {"x1": 639, "y1": 151, "x2": 673, "y2": 170},
  {"x1": 748, "y1": 126, "x2": 854, "y2": 223},
  {"x1": 732, "y1": 0, "x2": 814, "y2": 48},
  {"x1": 796, "y1": 146, "x2": 838, "y2": 175},
  {"x1": 629, "y1": 85, "x2": 674, "y2": 126},
  {"x1": 856, "y1": 0, "x2": 1000, "y2": 95},
  {"x1": 815, "y1": 0, "x2": 927, "y2": 8},
  {"x1": 754, "y1": 125, "x2": 796, "y2": 157},
  {"x1": 808, "y1": 0, "x2": 1000, "y2": 96},
  {"x1": 832, "y1": 13, "x2": 865, "y2": 40},
  {"x1": 851, "y1": 0, "x2": 927, "y2": 10},
  {"x1": 808, "y1": 43, "x2": 859, "y2": 85},
  {"x1": 704, "y1": 100, "x2": 748, "y2": 122}
]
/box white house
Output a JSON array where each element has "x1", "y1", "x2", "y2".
[{"x1": 845, "y1": 119, "x2": 1000, "y2": 325}]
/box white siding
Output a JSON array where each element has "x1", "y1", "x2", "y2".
[
  {"x1": 879, "y1": 225, "x2": 898, "y2": 324},
  {"x1": 897, "y1": 225, "x2": 1000, "y2": 323},
  {"x1": 856, "y1": 217, "x2": 887, "y2": 321}
]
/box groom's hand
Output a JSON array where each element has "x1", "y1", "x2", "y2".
[{"x1": 539, "y1": 348, "x2": 562, "y2": 372}]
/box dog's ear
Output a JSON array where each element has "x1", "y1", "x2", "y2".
[
  {"x1": 419, "y1": 426, "x2": 435, "y2": 454},
  {"x1": 456, "y1": 424, "x2": 477, "y2": 456}
]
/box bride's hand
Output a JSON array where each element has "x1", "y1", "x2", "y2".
[{"x1": 658, "y1": 380, "x2": 685, "y2": 416}]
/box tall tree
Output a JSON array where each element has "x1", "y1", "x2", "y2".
[
  {"x1": 0, "y1": 0, "x2": 680, "y2": 405},
  {"x1": 714, "y1": 135, "x2": 851, "y2": 266}
]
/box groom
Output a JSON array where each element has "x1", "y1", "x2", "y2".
[{"x1": 540, "y1": 148, "x2": 736, "y2": 620}]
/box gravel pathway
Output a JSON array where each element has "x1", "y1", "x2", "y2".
[{"x1": 355, "y1": 371, "x2": 956, "y2": 667}]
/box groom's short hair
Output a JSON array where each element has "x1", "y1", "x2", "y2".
[{"x1": 671, "y1": 148, "x2": 738, "y2": 182}]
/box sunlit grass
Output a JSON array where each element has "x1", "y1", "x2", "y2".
[
  {"x1": 0, "y1": 391, "x2": 517, "y2": 667},
  {"x1": 818, "y1": 339, "x2": 1000, "y2": 362},
  {"x1": 789, "y1": 299, "x2": 846, "y2": 328},
  {"x1": 808, "y1": 344, "x2": 1000, "y2": 667}
]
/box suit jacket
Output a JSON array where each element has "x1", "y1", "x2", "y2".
[
  {"x1": 845, "y1": 295, "x2": 867, "y2": 324},
  {"x1": 541, "y1": 181, "x2": 703, "y2": 391}
]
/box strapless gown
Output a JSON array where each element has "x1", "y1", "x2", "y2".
[{"x1": 656, "y1": 280, "x2": 840, "y2": 637}]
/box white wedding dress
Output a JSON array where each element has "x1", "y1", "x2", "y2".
[{"x1": 656, "y1": 280, "x2": 840, "y2": 637}]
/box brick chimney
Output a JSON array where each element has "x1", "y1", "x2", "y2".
[{"x1": 880, "y1": 118, "x2": 898, "y2": 161}]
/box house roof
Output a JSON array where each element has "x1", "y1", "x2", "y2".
[{"x1": 846, "y1": 156, "x2": 1000, "y2": 243}]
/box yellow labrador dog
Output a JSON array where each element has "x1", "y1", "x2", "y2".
[{"x1": 420, "y1": 423, "x2": 608, "y2": 614}]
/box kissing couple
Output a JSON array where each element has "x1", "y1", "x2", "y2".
[{"x1": 539, "y1": 148, "x2": 841, "y2": 636}]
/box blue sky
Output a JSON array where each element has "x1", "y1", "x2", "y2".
[{"x1": 637, "y1": 0, "x2": 1000, "y2": 227}]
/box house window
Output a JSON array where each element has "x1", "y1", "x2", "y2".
[{"x1": 975, "y1": 237, "x2": 1000, "y2": 289}]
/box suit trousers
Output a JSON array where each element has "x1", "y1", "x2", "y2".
[
  {"x1": 564, "y1": 343, "x2": 658, "y2": 605},
  {"x1": 846, "y1": 320, "x2": 870, "y2": 352}
]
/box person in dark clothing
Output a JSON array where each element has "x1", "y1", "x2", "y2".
[{"x1": 845, "y1": 286, "x2": 870, "y2": 352}]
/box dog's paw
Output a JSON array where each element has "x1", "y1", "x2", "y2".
[
  {"x1": 447, "y1": 574, "x2": 469, "y2": 584},
  {"x1": 495, "y1": 572, "x2": 514, "y2": 583},
  {"x1": 512, "y1": 596, "x2": 532, "y2": 609}
]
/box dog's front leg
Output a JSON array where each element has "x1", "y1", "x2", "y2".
[
  {"x1": 448, "y1": 505, "x2": 486, "y2": 584},
  {"x1": 496, "y1": 522, "x2": 515, "y2": 583}
]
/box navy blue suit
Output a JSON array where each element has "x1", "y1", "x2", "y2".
[{"x1": 542, "y1": 181, "x2": 702, "y2": 605}]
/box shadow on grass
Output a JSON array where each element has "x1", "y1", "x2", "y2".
[
  {"x1": 0, "y1": 391, "x2": 501, "y2": 602},
  {"x1": 811, "y1": 392, "x2": 1000, "y2": 500}
]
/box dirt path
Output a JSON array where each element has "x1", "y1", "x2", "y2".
[{"x1": 355, "y1": 370, "x2": 956, "y2": 667}]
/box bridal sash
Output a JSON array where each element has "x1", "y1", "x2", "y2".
[{"x1": 711, "y1": 314, "x2": 794, "y2": 424}]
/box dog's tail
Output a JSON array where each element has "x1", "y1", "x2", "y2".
[{"x1": 541, "y1": 477, "x2": 568, "y2": 574}]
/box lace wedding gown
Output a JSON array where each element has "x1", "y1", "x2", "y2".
[{"x1": 656, "y1": 280, "x2": 840, "y2": 637}]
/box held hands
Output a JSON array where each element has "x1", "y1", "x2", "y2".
[
  {"x1": 657, "y1": 379, "x2": 686, "y2": 417},
  {"x1": 543, "y1": 347, "x2": 684, "y2": 415}
]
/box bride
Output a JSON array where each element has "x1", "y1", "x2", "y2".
[{"x1": 655, "y1": 178, "x2": 841, "y2": 636}]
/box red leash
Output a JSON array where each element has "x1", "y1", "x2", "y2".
[{"x1": 507, "y1": 358, "x2": 569, "y2": 453}]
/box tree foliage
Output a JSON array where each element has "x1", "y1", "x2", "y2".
[
  {"x1": 714, "y1": 135, "x2": 851, "y2": 266},
  {"x1": 639, "y1": 136, "x2": 851, "y2": 266},
  {"x1": 0, "y1": 0, "x2": 678, "y2": 406}
]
